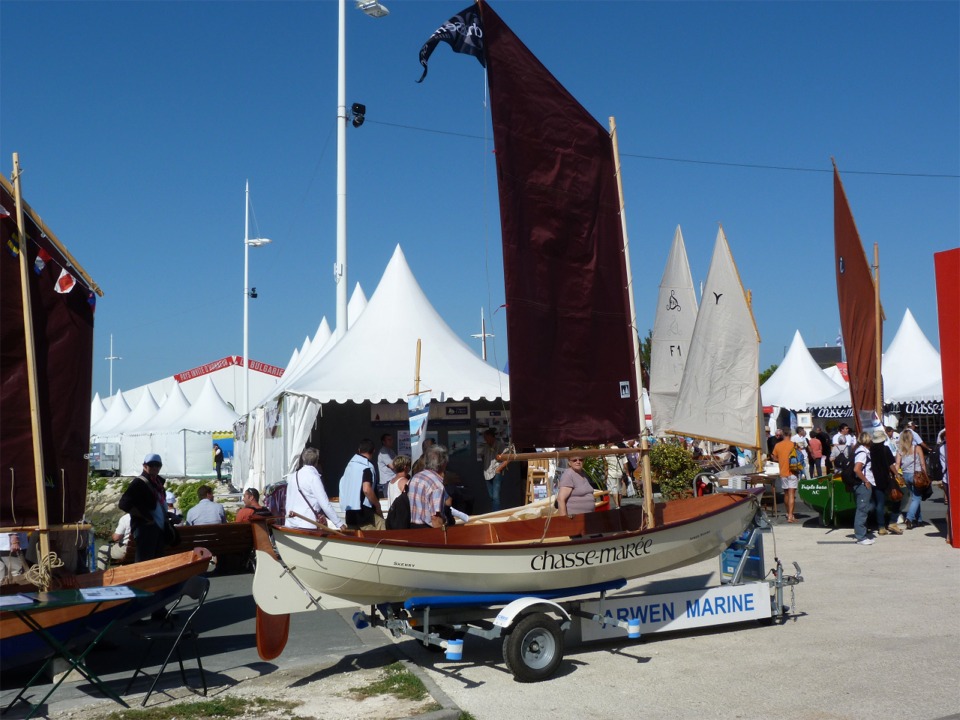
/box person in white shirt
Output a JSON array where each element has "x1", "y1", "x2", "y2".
[
  {"x1": 852, "y1": 432, "x2": 876, "y2": 545},
  {"x1": 97, "y1": 514, "x2": 132, "y2": 569},
  {"x1": 377, "y1": 433, "x2": 397, "y2": 499},
  {"x1": 286, "y1": 447, "x2": 344, "y2": 530}
]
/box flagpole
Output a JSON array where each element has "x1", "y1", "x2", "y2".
[{"x1": 11, "y1": 153, "x2": 51, "y2": 567}]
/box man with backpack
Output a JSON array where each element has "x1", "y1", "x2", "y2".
[{"x1": 771, "y1": 429, "x2": 799, "y2": 523}]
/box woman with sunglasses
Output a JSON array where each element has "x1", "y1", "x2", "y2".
[{"x1": 556, "y1": 456, "x2": 595, "y2": 517}]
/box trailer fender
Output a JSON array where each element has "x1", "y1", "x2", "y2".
[{"x1": 494, "y1": 598, "x2": 570, "y2": 630}]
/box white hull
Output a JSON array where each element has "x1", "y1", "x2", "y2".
[{"x1": 257, "y1": 492, "x2": 761, "y2": 609}]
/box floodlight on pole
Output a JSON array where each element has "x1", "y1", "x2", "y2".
[
  {"x1": 335, "y1": 0, "x2": 388, "y2": 341},
  {"x1": 243, "y1": 180, "x2": 272, "y2": 423}
]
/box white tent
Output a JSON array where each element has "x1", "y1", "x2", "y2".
[
  {"x1": 881, "y1": 308, "x2": 942, "y2": 401},
  {"x1": 90, "y1": 393, "x2": 106, "y2": 429},
  {"x1": 807, "y1": 308, "x2": 942, "y2": 409},
  {"x1": 91, "y1": 390, "x2": 131, "y2": 437},
  {"x1": 112, "y1": 387, "x2": 159, "y2": 434},
  {"x1": 239, "y1": 245, "x2": 509, "y2": 491},
  {"x1": 823, "y1": 364, "x2": 848, "y2": 388},
  {"x1": 761, "y1": 331, "x2": 845, "y2": 410},
  {"x1": 119, "y1": 379, "x2": 237, "y2": 478},
  {"x1": 288, "y1": 247, "x2": 505, "y2": 403}
]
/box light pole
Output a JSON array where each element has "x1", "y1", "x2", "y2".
[
  {"x1": 335, "y1": 0, "x2": 389, "y2": 341},
  {"x1": 243, "y1": 180, "x2": 272, "y2": 417}
]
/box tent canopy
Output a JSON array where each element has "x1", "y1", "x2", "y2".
[
  {"x1": 284, "y1": 245, "x2": 508, "y2": 404},
  {"x1": 760, "y1": 331, "x2": 844, "y2": 410}
]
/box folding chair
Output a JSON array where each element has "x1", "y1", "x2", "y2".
[{"x1": 124, "y1": 575, "x2": 209, "y2": 706}]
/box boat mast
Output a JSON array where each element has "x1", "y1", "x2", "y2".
[
  {"x1": 609, "y1": 116, "x2": 655, "y2": 527},
  {"x1": 873, "y1": 243, "x2": 882, "y2": 421},
  {"x1": 12, "y1": 153, "x2": 51, "y2": 563}
]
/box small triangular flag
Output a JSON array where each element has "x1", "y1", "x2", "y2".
[{"x1": 55, "y1": 268, "x2": 76, "y2": 294}]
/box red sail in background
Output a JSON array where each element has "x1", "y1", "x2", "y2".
[
  {"x1": 0, "y1": 175, "x2": 95, "y2": 527},
  {"x1": 833, "y1": 163, "x2": 880, "y2": 435},
  {"x1": 479, "y1": 1, "x2": 639, "y2": 447}
]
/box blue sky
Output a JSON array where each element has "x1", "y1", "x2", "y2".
[{"x1": 2, "y1": 0, "x2": 957, "y2": 400}]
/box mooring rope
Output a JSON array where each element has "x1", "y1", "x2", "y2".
[{"x1": 24, "y1": 551, "x2": 64, "y2": 591}]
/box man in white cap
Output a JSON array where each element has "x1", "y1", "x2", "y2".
[
  {"x1": 165, "y1": 490, "x2": 182, "y2": 525},
  {"x1": 97, "y1": 513, "x2": 132, "y2": 569},
  {"x1": 118, "y1": 453, "x2": 168, "y2": 561}
]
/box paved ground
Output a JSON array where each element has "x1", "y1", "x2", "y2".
[{"x1": 2, "y1": 490, "x2": 957, "y2": 720}]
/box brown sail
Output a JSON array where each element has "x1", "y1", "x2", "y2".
[
  {"x1": 833, "y1": 163, "x2": 880, "y2": 435},
  {"x1": 479, "y1": 1, "x2": 640, "y2": 447},
  {"x1": 1, "y1": 174, "x2": 96, "y2": 527}
]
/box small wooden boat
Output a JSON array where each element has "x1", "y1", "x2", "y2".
[
  {"x1": 0, "y1": 548, "x2": 211, "y2": 669},
  {"x1": 253, "y1": 490, "x2": 761, "y2": 610}
]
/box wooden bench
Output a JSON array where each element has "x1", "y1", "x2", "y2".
[{"x1": 159, "y1": 522, "x2": 254, "y2": 573}]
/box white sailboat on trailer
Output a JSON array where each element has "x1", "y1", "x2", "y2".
[{"x1": 251, "y1": 1, "x2": 762, "y2": 661}]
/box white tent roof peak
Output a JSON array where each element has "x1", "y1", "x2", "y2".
[
  {"x1": 882, "y1": 307, "x2": 941, "y2": 401},
  {"x1": 92, "y1": 389, "x2": 131, "y2": 435},
  {"x1": 348, "y1": 284, "x2": 367, "y2": 325},
  {"x1": 90, "y1": 393, "x2": 107, "y2": 428},
  {"x1": 113, "y1": 387, "x2": 160, "y2": 433},
  {"x1": 760, "y1": 330, "x2": 845, "y2": 410},
  {"x1": 174, "y1": 377, "x2": 239, "y2": 432},
  {"x1": 286, "y1": 244, "x2": 508, "y2": 404},
  {"x1": 134, "y1": 381, "x2": 192, "y2": 432}
]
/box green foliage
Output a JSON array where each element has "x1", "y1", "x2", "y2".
[
  {"x1": 640, "y1": 328, "x2": 652, "y2": 372},
  {"x1": 649, "y1": 441, "x2": 700, "y2": 499},
  {"x1": 581, "y1": 454, "x2": 607, "y2": 490},
  {"x1": 349, "y1": 662, "x2": 430, "y2": 702},
  {"x1": 759, "y1": 363, "x2": 779, "y2": 385}
]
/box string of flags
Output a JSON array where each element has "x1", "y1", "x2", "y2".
[{"x1": 1, "y1": 198, "x2": 96, "y2": 311}]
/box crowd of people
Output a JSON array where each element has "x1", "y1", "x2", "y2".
[{"x1": 767, "y1": 420, "x2": 949, "y2": 545}]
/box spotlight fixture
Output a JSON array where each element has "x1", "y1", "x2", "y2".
[{"x1": 351, "y1": 102, "x2": 366, "y2": 128}]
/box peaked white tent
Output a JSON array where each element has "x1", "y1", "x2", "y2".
[
  {"x1": 761, "y1": 331, "x2": 845, "y2": 410},
  {"x1": 808, "y1": 308, "x2": 942, "y2": 409},
  {"x1": 239, "y1": 245, "x2": 509, "y2": 490},
  {"x1": 91, "y1": 390, "x2": 131, "y2": 438},
  {"x1": 90, "y1": 393, "x2": 106, "y2": 429},
  {"x1": 119, "y1": 379, "x2": 237, "y2": 477},
  {"x1": 112, "y1": 388, "x2": 160, "y2": 434},
  {"x1": 289, "y1": 248, "x2": 504, "y2": 403},
  {"x1": 881, "y1": 308, "x2": 942, "y2": 401},
  {"x1": 823, "y1": 364, "x2": 848, "y2": 388}
]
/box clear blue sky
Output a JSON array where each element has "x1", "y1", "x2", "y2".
[{"x1": 2, "y1": 1, "x2": 957, "y2": 400}]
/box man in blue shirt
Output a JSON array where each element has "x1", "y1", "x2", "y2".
[{"x1": 185, "y1": 485, "x2": 226, "y2": 525}]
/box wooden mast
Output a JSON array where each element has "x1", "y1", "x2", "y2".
[
  {"x1": 873, "y1": 243, "x2": 883, "y2": 421},
  {"x1": 12, "y1": 153, "x2": 51, "y2": 564},
  {"x1": 609, "y1": 117, "x2": 655, "y2": 526}
]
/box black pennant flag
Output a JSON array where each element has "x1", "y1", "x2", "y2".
[{"x1": 417, "y1": 5, "x2": 486, "y2": 83}]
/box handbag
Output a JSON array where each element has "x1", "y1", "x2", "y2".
[
  {"x1": 888, "y1": 485, "x2": 903, "y2": 503},
  {"x1": 913, "y1": 450, "x2": 931, "y2": 490}
]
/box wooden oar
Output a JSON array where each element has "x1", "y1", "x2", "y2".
[{"x1": 287, "y1": 511, "x2": 347, "y2": 534}]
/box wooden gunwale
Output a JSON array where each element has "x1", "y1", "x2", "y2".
[{"x1": 271, "y1": 490, "x2": 761, "y2": 552}]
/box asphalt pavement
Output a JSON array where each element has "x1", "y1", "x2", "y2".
[{"x1": 2, "y1": 490, "x2": 957, "y2": 720}]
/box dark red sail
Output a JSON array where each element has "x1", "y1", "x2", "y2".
[
  {"x1": 1, "y1": 175, "x2": 95, "y2": 527},
  {"x1": 479, "y1": 1, "x2": 640, "y2": 447},
  {"x1": 833, "y1": 163, "x2": 880, "y2": 435}
]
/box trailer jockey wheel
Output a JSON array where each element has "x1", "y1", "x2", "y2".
[{"x1": 502, "y1": 613, "x2": 563, "y2": 682}]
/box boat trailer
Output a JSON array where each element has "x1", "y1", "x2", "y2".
[{"x1": 354, "y1": 518, "x2": 803, "y2": 682}]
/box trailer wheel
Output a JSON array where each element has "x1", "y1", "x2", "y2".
[{"x1": 502, "y1": 612, "x2": 563, "y2": 682}]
